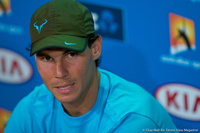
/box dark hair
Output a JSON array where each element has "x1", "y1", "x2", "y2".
[{"x1": 87, "y1": 34, "x2": 101, "y2": 67}]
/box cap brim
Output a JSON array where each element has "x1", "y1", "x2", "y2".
[{"x1": 30, "y1": 35, "x2": 88, "y2": 56}]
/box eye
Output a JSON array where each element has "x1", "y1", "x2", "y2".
[
  {"x1": 43, "y1": 56, "x2": 53, "y2": 61},
  {"x1": 67, "y1": 51, "x2": 77, "y2": 58}
]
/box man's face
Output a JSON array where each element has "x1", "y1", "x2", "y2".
[{"x1": 35, "y1": 42, "x2": 101, "y2": 105}]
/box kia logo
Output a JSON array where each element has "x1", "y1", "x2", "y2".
[
  {"x1": 155, "y1": 83, "x2": 200, "y2": 121},
  {"x1": 0, "y1": 48, "x2": 33, "y2": 84}
]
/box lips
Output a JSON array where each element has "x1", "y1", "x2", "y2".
[
  {"x1": 57, "y1": 84, "x2": 73, "y2": 90},
  {"x1": 54, "y1": 83, "x2": 75, "y2": 94}
]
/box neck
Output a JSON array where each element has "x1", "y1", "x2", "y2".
[{"x1": 62, "y1": 70, "x2": 100, "y2": 117}]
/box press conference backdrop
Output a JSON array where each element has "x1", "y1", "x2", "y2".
[{"x1": 0, "y1": 0, "x2": 200, "y2": 132}]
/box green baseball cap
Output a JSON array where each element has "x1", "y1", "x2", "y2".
[{"x1": 30, "y1": 0, "x2": 95, "y2": 56}]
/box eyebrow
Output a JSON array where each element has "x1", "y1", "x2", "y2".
[
  {"x1": 35, "y1": 52, "x2": 48, "y2": 57},
  {"x1": 63, "y1": 50, "x2": 72, "y2": 55}
]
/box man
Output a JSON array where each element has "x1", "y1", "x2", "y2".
[{"x1": 4, "y1": 0, "x2": 178, "y2": 132}]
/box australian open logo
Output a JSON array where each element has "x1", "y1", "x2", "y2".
[
  {"x1": 34, "y1": 19, "x2": 48, "y2": 34},
  {"x1": 169, "y1": 13, "x2": 195, "y2": 55},
  {"x1": 160, "y1": 13, "x2": 200, "y2": 70}
]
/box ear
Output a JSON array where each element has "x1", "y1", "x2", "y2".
[{"x1": 91, "y1": 35, "x2": 102, "y2": 60}]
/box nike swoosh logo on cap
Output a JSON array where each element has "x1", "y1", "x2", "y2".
[{"x1": 64, "y1": 42, "x2": 77, "y2": 45}]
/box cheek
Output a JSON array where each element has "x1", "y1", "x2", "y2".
[
  {"x1": 71, "y1": 54, "x2": 93, "y2": 76},
  {"x1": 77, "y1": 56, "x2": 94, "y2": 84},
  {"x1": 36, "y1": 61, "x2": 53, "y2": 83}
]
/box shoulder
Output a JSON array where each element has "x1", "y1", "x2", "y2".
[
  {"x1": 99, "y1": 68, "x2": 152, "y2": 102},
  {"x1": 4, "y1": 84, "x2": 54, "y2": 132},
  {"x1": 11, "y1": 84, "x2": 53, "y2": 113},
  {"x1": 31, "y1": 84, "x2": 54, "y2": 104},
  {"x1": 99, "y1": 69, "x2": 176, "y2": 129},
  {"x1": 21, "y1": 84, "x2": 52, "y2": 106}
]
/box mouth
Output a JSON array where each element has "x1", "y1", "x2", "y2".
[
  {"x1": 57, "y1": 84, "x2": 73, "y2": 90},
  {"x1": 54, "y1": 83, "x2": 75, "y2": 94}
]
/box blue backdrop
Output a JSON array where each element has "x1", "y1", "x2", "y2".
[{"x1": 0, "y1": 0, "x2": 200, "y2": 132}]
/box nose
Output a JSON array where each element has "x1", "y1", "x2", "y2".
[{"x1": 55, "y1": 61, "x2": 68, "y2": 78}]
